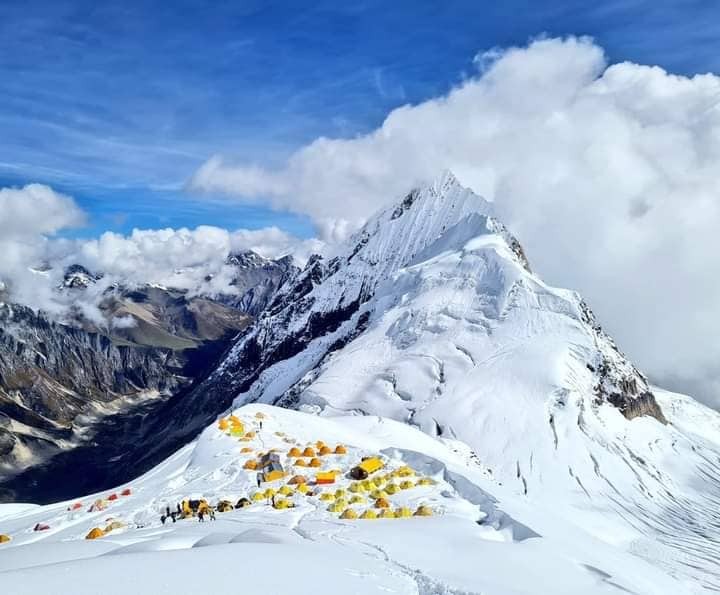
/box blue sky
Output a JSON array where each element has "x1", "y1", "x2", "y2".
[{"x1": 2, "y1": 0, "x2": 720, "y2": 238}]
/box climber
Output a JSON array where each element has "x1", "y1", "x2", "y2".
[
  {"x1": 198, "y1": 510, "x2": 205, "y2": 522},
  {"x1": 209, "y1": 508, "x2": 216, "y2": 521},
  {"x1": 161, "y1": 515, "x2": 167, "y2": 525},
  {"x1": 165, "y1": 505, "x2": 171, "y2": 518}
]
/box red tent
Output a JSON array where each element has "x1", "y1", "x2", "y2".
[{"x1": 120, "y1": 488, "x2": 132, "y2": 496}]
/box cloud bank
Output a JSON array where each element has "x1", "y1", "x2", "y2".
[
  {"x1": 0, "y1": 184, "x2": 320, "y2": 324},
  {"x1": 190, "y1": 36, "x2": 720, "y2": 407}
]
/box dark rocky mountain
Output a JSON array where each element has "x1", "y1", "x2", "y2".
[{"x1": 0, "y1": 251, "x2": 295, "y2": 497}]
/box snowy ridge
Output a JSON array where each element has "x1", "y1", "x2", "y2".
[
  {"x1": 0, "y1": 405, "x2": 689, "y2": 595},
  {"x1": 190, "y1": 171, "x2": 720, "y2": 591}
]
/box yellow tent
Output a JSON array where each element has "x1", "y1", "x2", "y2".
[
  {"x1": 252, "y1": 492, "x2": 265, "y2": 502},
  {"x1": 414, "y1": 505, "x2": 433, "y2": 517},
  {"x1": 278, "y1": 486, "x2": 294, "y2": 496},
  {"x1": 340, "y1": 509, "x2": 358, "y2": 520},
  {"x1": 379, "y1": 509, "x2": 396, "y2": 519},
  {"x1": 240, "y1": 447, "x2": 253, "y2": 453},
  {"x1": 358, "y1": 457, "x2": 384, "y2": 474},
  {"x1": 349, "y1": 495, "x2": 365, "y2": 504},
  {"x1": 399, "y1": 480, "x2": 415, "y2": 490},
  {"x1": 385, "y1": 484, "x2": 399, "y2": 495},
  {"x1": 0, "y1": 534, "x2": 11, "y2": 543},
  {"x1": 315, "y1": 441, "x2": 326, "y2": 450},
  {"x1": 395, "y1": 507, "x2": 413, "y2": 518},
  {"x1": 374, "y1": 497, "x2": 391, "y2": 509},
  {"x1": 417, "y1": 477, "x2": 436, "y2": 486},
  {"x1": 396, "y1": 466, "x2": 415, "y2": 477},
  {"x1": 296, "y1": 483, "x2": 310, "y2": 495},
  {"x1": 360, "y1": 509, "x2": 378, "y2": 520},
  {"x1": 86, "y1": 527, "x2": 104, "y2": 540},
  {"x1": 273, "y1": 499, "x2": 293, "y2": 509}
]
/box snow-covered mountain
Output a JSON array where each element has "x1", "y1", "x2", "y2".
[
  {"x1": 173, "y1": 171, "x2": 719, "y2": 590},
  {"x1": 3, "y1": 172, "x2": 720, "y2": 592}
]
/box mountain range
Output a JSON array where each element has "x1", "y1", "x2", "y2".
[{"x1": 1, "y1": 172, "x2": 719, "y2": 591}]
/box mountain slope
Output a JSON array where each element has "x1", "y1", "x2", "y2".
[
  {"x1": 183, "y1": 171, "x2": 718, "y2": 590},
  {"x1": 0, "y1": 404, "x2": 688, "y2": 595}
]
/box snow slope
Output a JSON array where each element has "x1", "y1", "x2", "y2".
[
  {"x1": 196, "y1": 172, "x2": 720, "y2": 591},
  {"x1": 0, "y1": 405, "x2": 688, "y2": 594}
]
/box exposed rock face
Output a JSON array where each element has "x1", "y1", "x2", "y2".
[
  {"x1": 0, "y1": 251, "x2": 293, "y2": 487},
  {"x1": 0, "y1": 302, "x2": 188, "y2": 477},
  {"x1": 220, "y1": 251, "x2": 299, "y2": 316}
]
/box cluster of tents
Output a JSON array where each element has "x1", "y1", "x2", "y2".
[{"x1": 0, "y1": 487, "x2": 134, "y2": 544}]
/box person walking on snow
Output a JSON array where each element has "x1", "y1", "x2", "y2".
[{"x1": 198, "y1": 510, "x2": 205, "y2": 522}]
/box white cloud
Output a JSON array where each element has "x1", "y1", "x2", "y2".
[
  {"x1": 0, "y1": 185, "x2": 319, "y2": 320},
  {"x1": 189, "y1": 36, "x2": 720, "y2": 407}
]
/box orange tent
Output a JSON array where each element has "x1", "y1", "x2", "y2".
[
  {"x1": 334, "y1": 445, "x2": 347, "y2": 455},
  {"x1": 288, "y1": 447, "x2": 302, "y2": 457},
  {"x1": 0, "y1": 534, "x2": 11, "y2": 543},
  {"x1": 288, "y1": 475, "x2": 308, "y2": 484},
  {"x1": 302, "y1": 446, "x2": 316, "y2": 458},
  {"x1": 318, "y1": 445, "x2": 333, "y2": 456},
  {"x1": 86, "y1": 527, "x2": 104, "y2": 540},
  {"x1": 308, "y1": 458, "x2": 322, "y2": 468}
]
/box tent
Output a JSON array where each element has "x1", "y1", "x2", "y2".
[
  {"x1": 379, "y1": 509, "x2": 396, "y2": 519},
  {"x1": 217, "y1": 500, "x2": 234, "y2": 513},
  {"x1": 33, "y1": 523, "x2": 50, "y2": 532},
  {"x1": 349, "y1": 495, "x2": 365, "y2": 504},
  {"x1": 302, "y1": 446, "x2": 316, "y2": 458},
  {"x1": 88, "y1": 499, "x2": 107, "y2": 512},
  {"x1": 308, "y1": 458, "x2": 322, "y2": 468},
  {"x1": 318, "y1": 445, "x2": 333, "y2": 456},
  {"x1": 360, "y1": 510, "x2": 378, "y2": 520},
  {"x1": 414, "y1": 505, "x2": 433, "y2": 517},
  {"x1": 218, "y1": 418, "x2": 229, "y2": 431},
  {"x1": 296, "y1": 483, "x2": 310, "y2": 495},
  {"x1": 260, "y1": 453, "x2": 281, "y2": 468},
  {"x1": 69, "y1": 502, "x2": 83, "y2": 511},
  {"x1": 396, "y1": 466, "x2": 415, "y2": 477},
  {"x1": 315, "y1": 471, "x2": 336, "y2": 485},
  {"x1": 334, "y1": 445, "x2": 347, "y2": 455},
  {"x1": 340, "y1": 509, "x2": 358, "y2": 520},
  {"x1": 243, "y1": 460, "x2": 258, "y2": 470},
  {"x1": 108, "y1": 493, "x2": 118, "y2": 501},
  {"x1": 399, "y1": 480, "x2": 415, "y2": 490},
  {"x1": 104, "y1": 521, "x2": 125, "y2": 532},
  {"x1": 252, "y1": 492, "x2": 266, "y2": 502},
  {"x1": 240, "y1": 447, "x2": 253, "y2": 453},
  {"x1": 235, "y1": 497, "x2": 252, "y2": 509},
  {"x1": 293, "y1": 459, "x2": 307, "y2": 467},
  {"x1": 255, "y1": 412, "x2": 266, "y2": 419},
  {"x1": 374, "y1": 498, "x2": 391, "y2": 509},
  {"x1": 278, "y1": 486, "x2": 294, "y2": 496},
  {"x1": 121, "y1": 488, "x2": 132, "y2": 496},
  {"x1": 288, "y1": 447, "x2": 302, "y2": 457},
  {"x1": 260, "y1": 461, "x2": 285, "y2": 483},
  {"x1": 0, "y1": 534, "x2": 11, "y2": 543},
  {"x1": 287, "y1": 474, "x2": 308, "y2": 485},
  {"x1": 315, "y1": 441, "x2": 326, "y2": 450},
  {"x1": 395, "y1": 507, "x2": 413, "y2": 518},
  {"x1": 85, "y1": 528, "x2": 104, "y2": 540},
  {"x1": 417, "y1": 477, "x2": 436, "y2": 486}
]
